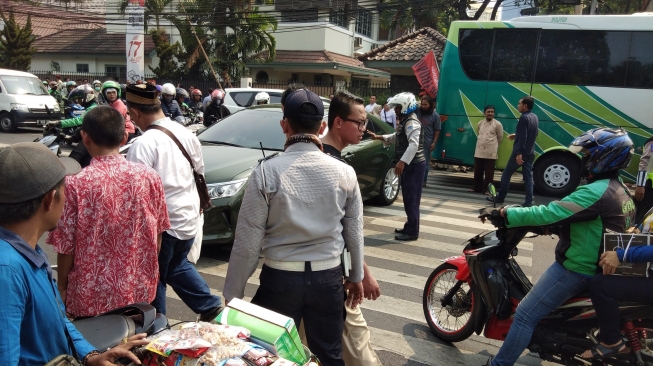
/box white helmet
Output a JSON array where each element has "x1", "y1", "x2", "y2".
[
  {"x1": 255, "y1": 92, "x2": 270, "y2": 105},
  {"x1": 387, "y1": 92, "x2": 418, "y2": 115},
  {"x1": 161, "y1": 83, "x2": 176, "y2": 96}
]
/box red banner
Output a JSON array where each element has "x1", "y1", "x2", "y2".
[{"x1": 411, "y1": 50, "x2": 440, "y2": 99}]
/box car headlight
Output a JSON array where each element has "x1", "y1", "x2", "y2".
[
  {"x1": 11, "y1": 103, "x2": 29, "y2": 111},
  {"x1": 207, "y1": 178, "x2": 248, "y2": 199},
  {"x1": 52, "y1": 104, "x2": 60, "y2": 112}
]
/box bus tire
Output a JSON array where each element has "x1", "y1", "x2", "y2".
[{"x1": 534, "y1": 153, "x2": 581, "y2": 198}]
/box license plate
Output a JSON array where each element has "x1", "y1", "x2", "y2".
[{"x1": 36, "y1": 120, "x2": 49, "y2": 125}]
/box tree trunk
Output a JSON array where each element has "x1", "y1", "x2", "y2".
[
  {"x1": 457, "y1": 0, "x2": 471, "y2": 20},
  {"x1": 472, "y1": 0, "x2": 492, "y2": 19},
  {"x1": 490, "y1": 0, "x2": 504, "y2": 19}
]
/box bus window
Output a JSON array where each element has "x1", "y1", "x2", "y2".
[
  {"x1": 459, "y1": 29, "x2": 493, "y2": 81},
  {"x1": 626, "y1": 32, "x2": 653, "y2": 89},
  {"x1": 535, "y1": 30, "x2": 631, "y2": 87},
  {"x1": 489, "y1": 30, "x2": 538, "y2": 83}
]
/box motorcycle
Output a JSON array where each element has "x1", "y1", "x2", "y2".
[
  {"x1": 422, "y1": 184, "x2": 653, "y2": 366},
  {"x1": 34, "y1": 126, "x2": 65, "y2": 156}
]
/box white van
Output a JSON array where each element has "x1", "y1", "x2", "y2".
[{"x1": 0, "y1": 69, "x2": 62, "y2": 132}]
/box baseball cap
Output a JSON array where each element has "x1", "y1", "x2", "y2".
[
  {"x1": 283, "y1": 89, "x2": 324, "y2": 121},
  {"x1": 0, "y1": 142, "x2": 80, "y2": 203}
]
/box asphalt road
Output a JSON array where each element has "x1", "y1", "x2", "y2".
[{"x1": 2, "y1": 129, "x2": 561, "y2": 366}]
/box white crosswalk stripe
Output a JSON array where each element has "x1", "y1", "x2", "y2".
[{"x1": 164, "y1": 171, "x2": 547, "y2": 366}]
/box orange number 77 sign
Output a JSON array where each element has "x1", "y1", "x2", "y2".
[{"x1": 128, "y1": 40, "x2": 142, "y2": 58}]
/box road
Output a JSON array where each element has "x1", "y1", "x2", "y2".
[{"x1": 2, "y1": 130, "x2": 560, "y2": 366}]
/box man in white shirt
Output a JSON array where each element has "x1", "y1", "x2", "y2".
[
  {"x1": 124, "y1": 84, "x2": 222, "y2": 320},
  {"x1": 364, "y1": 95, "x2": 377, "y2": 113},
  {"x1": 380, "y1": 99, "x2": 396, "y2": 128}
]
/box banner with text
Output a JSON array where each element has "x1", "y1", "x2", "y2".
[
  {"x1": 411, "y1": 50, "x2": 440, "y2": 99},
  {"x1": 126, "y1": 2, "x2": 145, "y2": 83}
]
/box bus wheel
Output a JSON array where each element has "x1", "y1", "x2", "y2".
[{"x1": 534, "y1": 153, "x2": 580, "y2": 198}]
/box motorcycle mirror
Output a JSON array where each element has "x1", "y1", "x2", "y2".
[{"x1": 487, "y1": 183, "x2": 498, "y2": 208}]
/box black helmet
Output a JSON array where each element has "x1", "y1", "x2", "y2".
[{"x1": 569, "y1": 128, "x2": 633, "y2": 176}]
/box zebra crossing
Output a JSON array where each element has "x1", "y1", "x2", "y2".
[{"x1": 165, "y1": 170, "x2": 557, "y2": 366}]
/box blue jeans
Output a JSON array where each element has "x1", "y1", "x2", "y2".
[
  {"x1": 152, "y1": 232, "x2": 222, "y2": 315},
  {"x1": 491, "y1": 262, "x2": 590, "y2": 366},
  {"x1": 497, "y1": 152, "x2": 534, "y2": 205},
  {"x1": 401, "y1": 161, "x2": 426, "y2": 236}
]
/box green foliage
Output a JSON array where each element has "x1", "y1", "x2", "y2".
[
  {"x1": 0, "y1": 10, "x2": 36, "y2": 71},
  {"x1": 380, "y1": 0, "x2": 456, "y2": 37},
  {"x1": 147, "y1": 29, "x2": 182, "y2": 79}
]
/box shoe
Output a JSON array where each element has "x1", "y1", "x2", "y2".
[
  {"x1": 198, "y1": 306, "x2": 223, "y2": 322},
  {"x1": 394, "y1": 228, "x2": 406, "y2": 234},
  {"x1": 395, "y1": 233, "x2": 418, "y2": 241},
  {"x1": 486, "y1": 196, "x2": 504, "y2": 204}
]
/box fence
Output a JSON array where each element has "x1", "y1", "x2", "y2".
[{"x1": 32, "y1": 72, "x2": 422, "y2": 101}]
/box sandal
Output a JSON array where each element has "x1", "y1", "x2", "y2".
[
  {"x1": 581, "y1": 340, "x2": 630, "y2": 359},
  {"x1": 468, "y1": 189, "x2": 482, "y2": 193}
]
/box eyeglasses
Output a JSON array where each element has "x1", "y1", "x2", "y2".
[{"x1": 342, "y1": 118, "x2": 368, "y2": 130}]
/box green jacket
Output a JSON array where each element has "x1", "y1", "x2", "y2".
[
  {"x1": 60, "y1": 103, "x2": 98, "y2": 128},
  {"x1": 506, "y1": 177, "x2": 635, "y2": 276}
]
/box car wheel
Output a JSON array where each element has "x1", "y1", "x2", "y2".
[
  {"x1": 374, "y1": 164, "x2": 400, "y2": 205},
  {"x1": 534, "y1": 153, "x2": 580, "y2": 197},
  {"x1": 0, "y1": 112, "x2": 16, "y2": 133}
]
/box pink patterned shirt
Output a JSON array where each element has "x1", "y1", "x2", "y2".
[{"x1": 47, "y1": 155, "x2": 170, "y2": 317}]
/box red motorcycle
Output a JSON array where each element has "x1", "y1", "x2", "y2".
[{"x1": 422, "y1": 184, "x2": 653, "y2": 366}]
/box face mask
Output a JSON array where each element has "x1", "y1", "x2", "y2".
[
  {"x1": 213, "y1": 98, "x2": 222, "y2": 106},
  {"x1": 94, "y1": 86, "x2": 101, "y2": 91},
  {"x1": 163, "y1": 95, "x2": 173, "y2": 103}
]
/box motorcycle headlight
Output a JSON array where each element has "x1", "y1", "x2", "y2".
[
  {"x1": 207, "y1": 178, "x2": 248, "y2": 199},
  {"x1": 11, "y1": 103, "x2": 29, "y2": 111}
]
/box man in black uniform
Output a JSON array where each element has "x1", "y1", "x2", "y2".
[{"x1": 369, "y1": 92, "x2": 425, "y2": 241}]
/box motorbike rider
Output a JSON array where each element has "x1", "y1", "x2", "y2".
[
  {"x1": 481, "y1": 127, "x2": 636, "y2": 366},
  {"x1": 175, "y1": 87, "x2": 191, "y2": 116},
  {"x1": 160, "y1": 83, "x2": 185, "y2": 124},
  {"x1": 49, "y1": 81, "x2": 64, "y2": 111},
  {"x1": 255, "y1": 92, "x2": 270, "y2": 105},
  {"x1": 203, "y1": 89, "x2": 231, "y2": 127},
  {"x1": 63, "y1": 81, "x2": 77, "y2": 105},
  {"x1": 101, "y1": 80, "x2": 137, "y2": 139},
  {"x1": 188, "y1": 89, "x2": 205, "y2": 114},
  {"x1": 92, "y1": 80, "x2": 102, "y2": 93}
]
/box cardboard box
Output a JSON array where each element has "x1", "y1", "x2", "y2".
[
  {"x1": 604, "y1": 233, "x2": 651, "y2": 277},
  {"x1": 216, "y1": 298, "x2": 308, "y2": 365}
]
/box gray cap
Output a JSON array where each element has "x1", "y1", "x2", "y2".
[{"x1": 0, "y1": 142, "x2": 80, "y2": 203}]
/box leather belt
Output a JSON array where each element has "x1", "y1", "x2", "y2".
[{"x1": 264, "y1": 257, "x2": 341, "y2": 272}]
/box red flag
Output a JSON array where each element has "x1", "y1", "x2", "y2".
[{"x1": 411, "y1": 50, "x2": 440, "y2": 99}]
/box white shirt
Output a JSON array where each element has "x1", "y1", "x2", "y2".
[
  {"x1": 365, "y1": 103, "x2": 377, "y2": 113},
  {"x1": 126, "y1": 117, "x2": 204, "y2": 240},
  {"x1": 380, "y1": 108, "x2": 396, "y2": 128}
]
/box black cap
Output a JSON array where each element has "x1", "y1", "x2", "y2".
[
  {"x1": 283, "y1": 89, "x2": 324, "y2": 121},
  {"x1": 126, "y1": 83, "x2": 159, "y2": 105},
  {"x1": 0, "y1": 143, "x2": 80, "y2": 203}
]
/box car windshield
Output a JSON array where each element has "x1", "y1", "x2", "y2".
[
  {"x1": 198, "y1": 108, "x2": 287, "y2": 151},
  {"x1": 0, "y1": 76, "x2": 49, "y2": 95}
]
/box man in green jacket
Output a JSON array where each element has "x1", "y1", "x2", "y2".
[
  {"x1": 483, "y1": 128, "x2": 636, "y2": 366},
  {"x1": 46, "y1": 85, "x2": 98, "y2": 131}
]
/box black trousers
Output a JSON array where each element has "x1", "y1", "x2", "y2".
[
  {"x1": 252, "y1": 264, "x2": 345, "y2": 366},
  {"x1": 634, "y1": 181, "x2": 653, "y2": 225},
  {"x1": 473, "y1": 157, "x2": 496, "y2": 192},
  {"x1": 590, "y1": 273, "x2": 653, "y2": 344},
  {"x1": 401, "y1": 161, "x2": 426, "y2": 236}
]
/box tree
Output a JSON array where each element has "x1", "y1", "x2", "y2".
[
  {"x1": 147, "y1": 29, "x2": 182, "y2": 79},
  {"x1": 0, "y1": 9, "x2": 37, "y2": 71}
]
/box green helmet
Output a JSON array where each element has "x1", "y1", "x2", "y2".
[{"x1": 101, "y1": 80, "x2": 122, "y2": 98}]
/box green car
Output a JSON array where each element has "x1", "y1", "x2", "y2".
[{"x1": 198, "y1": 104, "x2": 399, "y2": 246}]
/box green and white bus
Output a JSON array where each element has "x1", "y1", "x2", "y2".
[{"x1": 435, "y1": 14, "x2": 653, "y2": 197}]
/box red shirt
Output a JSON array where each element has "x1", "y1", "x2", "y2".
[
  {"x1": 47, "y1": 155, "x2": 170, "y2": 317},
  {"x1": 109, "y1": 99, "x2": 136, "y2": 134}
]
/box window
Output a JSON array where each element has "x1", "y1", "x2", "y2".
[
  {"x1": 255, "y1": 71, "x2": 269, "y2": 83},
  {"x1": 76, "y1": 64, "x2": 89, "y2": 73},
  {"x1": 314, "y1": 75, "x2": 323, "y2": 86},
  {"x1": 459, "y1": 29, "x2": 493, "y2": 81},
  {"x1": 535, "y1": 30, "x2": 631, "y2": 87},
  {"x1": 269, "y1": 93, "x2": 282, "y2": 104},
  {"x1": 330, "y1": 7, "x2": 349, "y2": 29},
  {"x1": 106, "y1": 65, "x2": 127, "y2": 78},
  {"x1": 626, "y1": 32, "x2": 653, "y2": 88},
  {"x1": 229, "y1": 92, "x2": 255, "y2": 107},
  {"x1": 351, "y1": 78, "x2": 369, "y2": 89},
  {"x1": 490, "y1": 30, "x2": 538, "y2": 82},
  {"x1": 0, "y1": 76, "x2": 49, "y2": 95},
  {"x1": 281, "y1": 8, "x2": 318, "y2": 22},
  {"x1": 355, "y1": 7, "x2": 372, "y2": 38}
]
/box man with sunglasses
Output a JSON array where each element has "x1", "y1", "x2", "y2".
[{"x1": 369, "y1": 92, "x2": 425, "y2": 241}]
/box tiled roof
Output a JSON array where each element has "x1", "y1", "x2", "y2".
[
  {"x1": 358, "y1": 27, "x2": 447, "y2": 62},
  {"x1": 0, "y1": 0, "x2": 104, "y2": 38},
  {"x1": 33, "y1": 28, "x2": 156, "y2": 55},
  {"x1": 250, "y1": 49, "x2": 384, "y2": 72}
]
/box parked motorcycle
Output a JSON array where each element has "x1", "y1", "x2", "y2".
[{"x1": 422, "y1": 184, "x2": 653, "y2": 366}]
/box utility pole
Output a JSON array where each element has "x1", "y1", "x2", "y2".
[
  {"x1": 590, "y1": 0, "x2": 598, "y2": 13},
  {"x1": 574, "y1": 4, "x2": 582, "y2": 14},
  {"x1": 178, "y1": 1, "x2": 223, "y2": 90}
]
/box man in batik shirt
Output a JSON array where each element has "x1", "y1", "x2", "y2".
[{"x1": 47, "y1": 106, "x2": 170, "y2": 318}]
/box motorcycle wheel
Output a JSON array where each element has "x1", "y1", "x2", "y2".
[{"x1": 423, "y1": 263, "x2": 481, "y2": 342}]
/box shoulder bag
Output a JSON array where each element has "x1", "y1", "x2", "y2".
[{"x1": 148, "y1": 124, "x2": 212, "y2": 210}]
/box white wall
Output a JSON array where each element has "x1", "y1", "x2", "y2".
[{"x1": 31, "y1": 54, "x2": 158, "y2": 74}]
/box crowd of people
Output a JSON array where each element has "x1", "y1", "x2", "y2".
[{"x1": 0, "y1": 79, "x2": 652, "y2": 366}]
